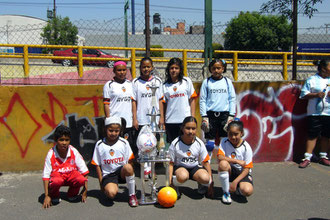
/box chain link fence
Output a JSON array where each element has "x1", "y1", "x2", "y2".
[{"x1": 0, "y1": 12, "x2": 329, "y2": 84}]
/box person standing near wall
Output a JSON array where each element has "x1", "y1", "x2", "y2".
[{"x1": 299, "y1": 59, "x2": 330, "y2": 168}]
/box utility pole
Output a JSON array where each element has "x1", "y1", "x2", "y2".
[
  {"x1": 124, "y1": 0, "x2": 129, "y2": 57},
  {"x1": 204, "y1": 0, "x2": 213, "y2": 76},
  {"x1": 145, "y1": 0, "x2": 150, "y2": 57},
  {"x1": 292, "y1": 0, "x2": 298, "y2": 80},
  {"x1": 53, "y1": 0, "x2": 56, "y2": 18},
  {"x1": 131, "y1": 0, "x2": 135, "y2": 35}
]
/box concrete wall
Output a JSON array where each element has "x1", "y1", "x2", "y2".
[{"x1": 0, "y1": 81, "x2": 308, "y2": 171}]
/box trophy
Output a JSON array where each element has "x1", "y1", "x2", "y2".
[{"x1": 137, "y1": 83, "x2": 170, "y2": 205}]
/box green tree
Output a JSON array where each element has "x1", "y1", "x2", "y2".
[
  {"x1": 260, "y1": 0, "x2": 323, "y2": 19},
  {"x1": 224, "y1": 12, "x2": 292, "y2": 52},
  {"x1": 41, "y1": 16, "x2": 78, "y2": 47}
]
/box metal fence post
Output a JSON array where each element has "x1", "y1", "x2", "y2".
[
  {"x1": 131, "y1": 48, "x2": 136, "y2": 78},
  {"x1": 183, "y1": 49, "x2": 188, "y2": 76},
  {"x1": 282, "y1": 53, "x2": 288, "y2": 80},
  {"x1": 23, "y1": 45, "x2": 29, "y2": 77},
  {"x1": 78, "y1": 46, "x2": 83, "y2": 77},
  {"x1": 233, "y1": 52, "x2": 238, "y2": 81}
]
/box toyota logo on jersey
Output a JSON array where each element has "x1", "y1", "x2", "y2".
[
  {"x1": 122, "y1": 86, "x2": 126, "y2": 92},
  {"x1": 109, "y1": 149, "x2": 115, "y2": 156}
]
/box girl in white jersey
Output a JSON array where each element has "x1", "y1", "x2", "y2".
[
  {"x1": 169, "y1": 116, "x2": 214, "y2": 199},
  {"x1": 200, "y1": 59, "x2": 236, "y2": 159},
  {"x1": 163, "y1": 58, "x2": 197, "y2": 144},
  {"x1": 132, "y1": 57, "x2": 164, "y2": 178},
  {"x1": 103, "y1": 61, "x2": 135, "y2": 153},
  {"x1": 91, "y1": 116, "x2": 138, "y2": 207},
  {"x1": 299, "y1": 59, "x2": 330, "y2": 168},
  {"x1": 217, "y1": 121, "x2": 254, "y2": 204}
]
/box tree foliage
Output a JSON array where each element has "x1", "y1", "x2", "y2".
[
  {"x1": 41, "y1": 16, "x2": 78, "y2": 46},
  {"x1": 260, "y1": 0, "x2": 323, "y2": 19},
  {"x1": 224, "y1": 12, "x2": 292, "y2": 52}
]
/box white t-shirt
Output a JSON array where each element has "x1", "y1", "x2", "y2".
[
  {"x1": 168, "y1": 137, "x2": 209, "y2": 168},
  {"x1": 132, "y1": 76, "x2": 163, "y2": 125},
  {"x1": 217, "y1": 138, "x2": 253, "y2": 172},
  {"x1": 91, "y1": 137, "x2": 134, "y2": 177},
  {"x1": 103, "y1": 79, "x2": 133, "y2": 127},
  {"x1": 163, "y1": 77, "x2": 197, "y2": 124}
]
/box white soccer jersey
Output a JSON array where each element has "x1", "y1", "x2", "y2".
[
  {"x1": 42, "y1": 145, "x2": 89, "y2": 180},
  {"x1": 217, "y1": 138, "x2": 253, "y2": 171},
  {"x1": 103, "y1": 80, "x2": 134, "y2": 127},
  {"x1": 163, "y1": 77, "x2": 197, "y2": 124},
  {"x1": 169, "y1": 137, "x2": 210, "y2": 168},
  {"x1": 132, "y1": 76, "x2": 163, "y2": 125},
  {"x1": 91, "y1": 137, "x2": 134, "y2": 177}
]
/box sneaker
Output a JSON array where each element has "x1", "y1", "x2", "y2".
[
  {"x1": 129, "y1": 194, "x2": 138, "y2": 207},
  {"x1": 222, "y1": 192, "x2": 232, "y2": 204},
  {"x1": 197, "y1": 183, "x2": 208, "y2": 195},
  {"x1": 299, "y1": 159, "x2": 311, "y2": 168},
  {"x1": 319, "y1": 158, "x2": 330, "y2": 166},
  {"x1": 170, "y1": 183, "x2": 181, "y2": 199},
  {"x1": 68, "y1": 195, "x2": 79, "y2": 202},
  {"x1": 51, "y1": 198, "x2": 61, "y2": 205}
]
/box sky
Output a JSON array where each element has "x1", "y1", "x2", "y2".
[{"x1": 1, "y1": 0, "x2": 330, "y2": 29}]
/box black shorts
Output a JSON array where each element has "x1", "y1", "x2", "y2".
[
  {"x1": 101, "y1": 166, "x2": 126, "y2": 188},
  {"x1": 229, "y1": 164, "x2": 253, "y2": 185},
  {"x1": 165, "y1": 123, "x2": 182, "y2": 143},
  {"x1": 205, "y1": 111, "x2": 229, "y2": 139},
  {"x1": 307, "y1": 116, "x2": 330, "y2": 138},
  {"x1": 173, "y1": 165, "x2": 204, "y2": 180}
]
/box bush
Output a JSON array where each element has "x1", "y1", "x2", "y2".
[{"x1": 150, "y1": 45, "x2": 164, "y2": 57}]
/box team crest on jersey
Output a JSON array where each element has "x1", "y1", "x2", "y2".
[
  {"x1": 109, "y1": 149, "x2": 115, "y2": 157},
  {"x1": 231, "y1": 152, "x2": 236, "y2": 159},
  {"x1": 122, "y1": 86, "x2": 126, "y2": 92},
  {"x1": 146, "y1": 85, "x2": 150, "y2": 90},
  {"x1": 186, "y1": 150, "x2": 192, "y2": 157},
  {"x1": 173, "y1": 86, "x2": 177, "y2": 92},
  {"x1": 124, "y1": 133, "x2": 129, "y2": 140}
]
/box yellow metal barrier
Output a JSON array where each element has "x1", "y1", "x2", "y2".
[{"x1": 0, "y1": 43, "x2": 329, "y2": 81}]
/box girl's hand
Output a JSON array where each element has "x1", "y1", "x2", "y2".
[
  {"x1": 236, "y1": 159, "x2": 246, "y2": 167},
  {"x1": 317, "y1": 92, "x2": 325, "y2": 98},
  {"x1": 42, "y1": 195, "x2": 52, "y2": 209},
  {"x1": 207, "y1": 181, "x2": 214, "y2": 198},
  {"x1": 159, "y1": 117, "x2": 165, "y2": 130},
  {"x1": 229, "y1": 181, "x2": 238, "y2": 193},
  {"x1": 81, "y1": 188, "x2": 87, "y2": 203},
  {"x1": 327, "y1": 91, "x2": 330, "y2": 97},
  {"x1": 133, "y1": 119, "x2": 139, "y2": 130},
  {"x1": 201, "y1": 117, "x2": 209, "y2": 133}
]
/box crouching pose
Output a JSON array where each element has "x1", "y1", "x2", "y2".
[
  {"x1": 217, "y1": 121, "x2": 254, "y2": 204},
  {"x1": 92, "y1": 116, "x2": 138, "y2": 207},
  {"x1": 168, "y1": 116, "x2": 214, "y2": 199}
]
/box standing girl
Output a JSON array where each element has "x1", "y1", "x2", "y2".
[
  {"x1": 103, "y1": 61, "x2": 135, "y2": 151},
  {"x1": 299, "y1": 59, "x2": 330, "y2": 168},
  {"x1": 199, "y1": 59, "x2": 236, "y2": 158},
  {"x1": 217, "y1": 121, "x2": 254, "y2": 204},
  {"x1": 132, "y1": 57, "x2": 163, "y2": 178},
  {"x1": 168, "y1": 116, "x2": 213, "y2": 198},
  {"x1": 163, "y1": 57, "x2": 197, "y2": 144}
]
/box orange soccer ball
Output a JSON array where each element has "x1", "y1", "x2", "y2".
[{"x1": 157, "y1": 186, "x2": 177, "y2": 208}]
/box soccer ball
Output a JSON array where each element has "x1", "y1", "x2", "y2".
[
  {"x1": 157, "y1": 186, "x2": 177, "y2": 208},
  {"x1": 136, "y1": 133, "x2": 157, "y2": 153}
]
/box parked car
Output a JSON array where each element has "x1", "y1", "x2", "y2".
[{"x1": 52, "y1": 48, "x2": 121, "y2": 68}]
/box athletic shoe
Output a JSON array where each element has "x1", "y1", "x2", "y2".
[
  {"x1": 222, "y1": 192, "x2": 232, "y2": 204},
  {"x1": 299, "y1": 159, "x2": 311, "y2": 168},
  {"x1": 170, "y1": 183, "x2": 181, "y2": 199},
  {"x1": 129, "y1": 194, "x2": 138, "y2": 207},
  {"x1": 51, "y1": 198, "x2": 61, "y2": 205},
  {"x1": 68, "y1": 195, "x2": 79, "y2": 202},
  {"x1": 197, "y1": 183, "x2": 208, "y2": 195},
  {"x1": 319, "y1": 158, "x2": 330, "y2": 166}
]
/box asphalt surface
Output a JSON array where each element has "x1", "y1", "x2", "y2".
[{"x1": 0, "y1": 162, "x2": 329, "y2": 220}]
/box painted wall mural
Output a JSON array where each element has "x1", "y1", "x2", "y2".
[{"x1": 0, "y1": 82, "x2": 307, "y2": 171}]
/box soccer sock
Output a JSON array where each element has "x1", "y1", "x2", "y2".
[
  {"x1": 219, "y1": 171, "x2": 229, "y2": 194},
  {"x1": 201, "y1": 178, "x2": 212, "y2": 187},
  {"x1": 172, "y1": 176, "x2": 183, "y2": 186},
  {"x1": 126, "y1": 175, "x2": 136, "y2": 196},
  {"x1": 304, "y1": 152, "x2": 313, "y2": 160},
  {"x1": 319, "y1": 152, "x2": 328, "y2": 159}
]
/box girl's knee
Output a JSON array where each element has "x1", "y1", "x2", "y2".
[
  {"x1": 105, "y1": 187, "x2": 118, "y2": 199},
  {"x1": 240, "y1": 184, "x2": 253, "y2": 197},
  {"x1": 218, "y1": 160, "x2": 230, "y2": 171},
  {"x1": 122, "y1": 164, "x2": 134, "y2": 176},
  {"x1": 176, "y1": 172, "x2": 189, "y2": 183}
]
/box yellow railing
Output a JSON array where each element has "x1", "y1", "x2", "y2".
[{"x1": 0, "y1": 44, "x2": 329, "y2": 81}]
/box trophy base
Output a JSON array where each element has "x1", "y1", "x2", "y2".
[{"x1": 139, "y1": 195, "x2": 157, "y2": 205}]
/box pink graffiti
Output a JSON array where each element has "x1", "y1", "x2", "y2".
[{"x1": 236, "y1": 84, "x2": 308, "y2": 162}]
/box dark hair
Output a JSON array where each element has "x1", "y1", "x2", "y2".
[
  {"x1": 140, "y1": 57, "x2": 153, "y2": 67},
  {"x1": 208, "y1": 59, "x2": 227, "y2": 73},
  {"x1": 165, "y1": 57, "x2": 184, "y2": 83},
  {"x1": 227, "y1": 120, "x2": 244, "y2": 133},
  {"x1": 180, "y1": 116, "x2": 198, "y2": 135},
  {"x1": 313, "y1": 59, "x2": 330, "y2": 73},
  {"x1": 54, "y1": 125, "x2": 71, "y2": 141}
]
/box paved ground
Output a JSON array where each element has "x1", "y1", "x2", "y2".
[{"x1": 0, "y1": 162, "x2": 329, "y2": 220}]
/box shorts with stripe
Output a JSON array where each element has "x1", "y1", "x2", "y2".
[
  {"x1": 173, "y1": 165, "x2": 204, "y2": 180},
  {"x1": 101, "y1": 166, "x2": 126, "y2": 188},
  {"x1": 229, "y1": 164, "x2": 253, "y2": 185}
]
